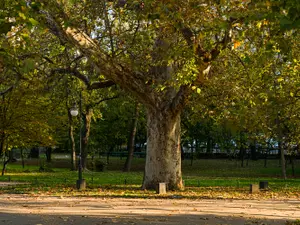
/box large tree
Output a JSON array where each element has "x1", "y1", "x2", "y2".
[
  {"x1": 5, "y1": 0, "x2": 292, "y2": 189},
  {"x1": 30, "y1": 0, "x2": 268, "y2": 190}
]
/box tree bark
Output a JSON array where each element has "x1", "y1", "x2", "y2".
[
  {"x1": 1, "y1": 158, "x2": 9, "y2": 176},
  {"x1": 123, "y1": 102, "x2": 140, "y2": 172},
  {"x1": 142, "y1": 107, "x2": 183, "y2": 190},
  {"x1": 291, "y1": 155, "x2": 295, "y2": 177},
  {"x1": 279, "y1": 141, "x2": 287, "y2": 179},
  {"x1": 81, "y1": 106, "x2": 93, "y2": 170},
  {"x1": 68, "y1": 111, "x2": 77, "y2": 171},
  {"x1": 21, "y1": 148, "x2": 25, "y2": 168},
  {"x1": 45, "y1": 147, "x2": 52, "y2": 162},
  {"x1": 190, "y1": 140, "x2": 194, "y2": 166},
  {"x1": 1, "y1": 143, "x2": 8, "y2": 176}
]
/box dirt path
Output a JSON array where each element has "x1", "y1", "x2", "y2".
[{"x1": 0, "y1": 194, "x2": 299, "y2": 225}]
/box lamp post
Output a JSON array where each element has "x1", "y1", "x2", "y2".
[{"x1": 70, "y1": 91, "x2": 86, "y2": 190}]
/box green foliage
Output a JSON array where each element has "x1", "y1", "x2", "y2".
[{"x1": 90, "y1": 95, "x2": 146, "y2": 154}]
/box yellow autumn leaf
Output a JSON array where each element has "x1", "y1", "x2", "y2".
[{"x1": 277, "y1": 77, "x2": 284, "y2": 82}]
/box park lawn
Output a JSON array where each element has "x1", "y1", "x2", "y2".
[{"x1": 0, "y1": 158, "x2": 299, "y2": 199}]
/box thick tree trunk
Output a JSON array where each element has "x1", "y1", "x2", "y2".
[
  {"x1": 142, "y1": 108, "x2": 183, "y2": 190},
  {"x1": 124, "y1": 102, "x2": 140, "y2": 172},
  {"x1": 81, "y1": 106, "x2": 93, "y2": 170},
  {"x1": 68, "y1": 112, "x2": 77, "y2": 171}
]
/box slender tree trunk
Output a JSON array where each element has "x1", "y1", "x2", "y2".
[
  {"x1": 1, "y1": 143, "x2": 8, "y2": 176},
  {"x1": 291, "y1": 155, "x2": 295, "y2": 177},
  {"x1": 124, "y1": 102, "x2": 140, "y2": 172},
  {"x1": 195, "y1": 139, "x2": 199, "y2": 157},
  {"x1": 279, "y1": 141, "x2": 287, "y2": 179},
  {"x1": 81, "y1": 106, "x2": 93, "y2": 170},
  {"x1": 264, "y1": 150, "x2": 268, "y2": 168},
  {"x1": 45, "y1": 147, "x2": 52, "y2": 162},
  {"x1": 107, "y1": 146, "x2": 113, "y2": 164},
  {"x1": 250, "y1": 143, "x2": 256, "y2": 160},
  {"x1": 264, "y1": 144, "x2": 270, "y2": 168},
  {"x1": 240, "y1": 147, "x2": 245, "y2": 168},
  {"x1": 21, "y1": 148, "x2": 25, "y2": 168},
  {"x1": 2, "y1": 159, "x2": 9, "y2": 176},
  {"x1": 68, "y1": 112, "x2": 77, "y2": 171},
  {"x1": 142, "y1": 108, "x2": 183, "y2": 190},
  {"x1": 190, "y1": 140, "x2": 194, "y2": 166},
  {"x1": 206, "y1": 136, "x2": 212, "y2": 154}
]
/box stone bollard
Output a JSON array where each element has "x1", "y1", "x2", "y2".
[
  {"x1": 76, "y1": 179, "x2": 86, "y2": 190},
  {"x1": 157, "y1": 182, "x2": 167, "y2": 194},
  {"x1": 250, "y1": 184, "x2": 259, "y2": 193}
]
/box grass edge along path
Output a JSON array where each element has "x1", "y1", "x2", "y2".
[{"x1": 0, "y1": 158, "x2": 299, "y2": 200}]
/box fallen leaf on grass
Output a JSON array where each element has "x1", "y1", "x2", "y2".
[
  {"x1": 59, "y1": 216, "x2": 69, "y2": 221},
  {"x1": 199, "y1": 217, "x2": 209, "y2": 220}
]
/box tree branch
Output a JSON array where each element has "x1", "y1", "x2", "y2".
[
  {"x1": 35, "y1": 3, "x2": 157, "y2": 107},
  {"x1": 51, "y1": 68, "x2": 115, "y2": 90},
  {"x1": 90, "y1": 95, "x2": 119, "y2": 107},
  {"x1": 51, "y1": 68, "x2": 90, "y2": 86},
  {"x1": 171, "y1": 85, "x2": 191, "y2": 115},
  {"x1": 88, "y1": 80, "x2": 115, "y2": 90},
  {"x1": 0, "y1": 86, "x2": 14, "y2": 97}
]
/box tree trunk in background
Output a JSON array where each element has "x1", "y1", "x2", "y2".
[
  {"x1": 1, "y1": 158, "x2": 9, "y2": 176},
  {"x1": 250, "y1": 143, "x2": 257, "y2": 160},
  {"x1": 279, "y1": 141, "x2": 287, "y2": 179},
  {"x1": 190, "y1": 140, "x2": 194, "y2": 166},
  {"x1": 45, "y1": 147, "x2": 52, "y2": 162},
  {"x1": 142, "y1": 107, "x2": 183, "y2": 190},
  {"x1": 1, "y1": 143, "x2": 8, "y2": 176},
  {"x1": 291, "y1": 155, "x2": 295, "y2": 176},
  {"x1": 81, "y1": 106, "x2": 93, "y2": 170},
  {"x1": 68, "y1": 112, "x2": 77, "y2": 171},
  {"x1": 20, "y1": 148, "x2": 25, "y2": 169},
  {"x1": 29, "y1": 147, "x2": 39, "y2": 158},
  {"x1": 240, "y1": 145, "x2": 245, "y2": 168},
  {"x1": 124, "y1": 102, "x2": 140, "y2": 172},
  {"x1": 206, "y1": 136, "x2": 212, "y2": 154},
  {"x1": 264, "y1": 144, "x2": 270, "y2": 168}
]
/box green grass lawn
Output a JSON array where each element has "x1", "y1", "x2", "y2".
[{"x1": 0, "y1": 157, "x2": 299, "y2": 199}]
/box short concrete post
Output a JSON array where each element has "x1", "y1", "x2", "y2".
[
  {"x1": 157, "y1": 182, "x2": 167, "y2": 194},
  {"x1": 250, "y1": 184, "x2": 259, "y2": 193},
  {"x1": 76, "y1": 179, "x2": 86, "y2": 190}
]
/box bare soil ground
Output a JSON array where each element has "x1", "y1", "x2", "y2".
[{"x1": 0, "y1": 193, "x2": 299, "y2": 225}]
